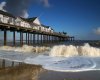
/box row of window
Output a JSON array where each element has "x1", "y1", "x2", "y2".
[{"x1": 0, "y1": 14, "x2": 54, "y2": 33}]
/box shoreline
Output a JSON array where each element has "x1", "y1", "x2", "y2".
[{"x1": 0, "y1": 63, "x2": 100, "y2": 80}]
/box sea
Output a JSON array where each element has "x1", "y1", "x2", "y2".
[{"x1": 0, "y1": 40, "x2": 100, "y2": 80}]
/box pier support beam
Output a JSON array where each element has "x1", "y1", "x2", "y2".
[
  {"x1": 41, "y1": 34, "x2": 43, "y2": 44},
  {"x1": 33, "y1": 34, "x2": 35, "y2": 44},
  {"x1": 26, "y1": 32, "x2": 27, "y2": 44},
  {"x1": 46, "y1": 35, "x2": 48, "y2": 43},
  {"x1": 2, "y1": 59, "x2": 5, "y2": 68},
  {"x1": 30, "y1": 33, "x2": 32, "y2": 45},
  {"x1": 20, "y1": 32, "x2": 23, "y2": 46},
  {"x1": 13, "y1": 31, "x2": 16, "y2": 46},
  {"x1": 52, "y1": 36, "x2": 53, "y2": 42},
  {"x1": 37, "y1": 34, "x2": 39, "y2": 44},
  {"x1": 4, "y1": 29, "x2": 7, "y2": 46},
  {"x1": 43, "y1": 35, "x2": 45, "y2": 43},
  {"x1": 12, "y1": 61, "x2": 14, "y2": 67},
  {"x1": 28, "y1": 33, "x2": 29, "y2": 45}
]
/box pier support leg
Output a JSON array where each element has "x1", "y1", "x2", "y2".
[
  {"x1": 30, "y1": 33, "x2": 32, "y2": 45},
  {"x1": 4, "y1": 29, "x2": 7, "y2": 46},
  {"x1": 41, "y1": 34, "x2": 42, "y2": 44},
  {"x1": 22, "y1": 32, "x2": 23, "y2": 46},
  {"x1": 26, "y1": 32, "x2": 27, "y2": 44},
  {"x1": 49, "y1": 35, "x2": 50, "y2": 43},
  {"x1": 33, "y1": 34, "x2": 35, "y2": 44},
  {"x1": 13, "y1": 31, "x2": 15, "y2": 46},
  {"x1": 20, "y1": 32, "x2": 23, "y2": 47},
  {"x1": 12, "y1": 61, "x2": 14, "y2": 67},
  {"x1": 46, "y1": 35, "x2": 47, "y2": 43},
  {"x1": 52, "y1": 36, "x2": 53, "y2": 43},
  {"x1": 37, "y1": 34, "x2": 39, "y2": 44},
  {"x1": 2, "y1": 59, "x2": 5, "y2": 68},
  {"x1": 28, "y1": 33, "x2": 29, "y2": 45},
  {"x1": 43, "y1": 35, "x2": 45, "y2": 43},
  {"x1": 47, "y1": 35, "x2": 49, "y2": 43}
]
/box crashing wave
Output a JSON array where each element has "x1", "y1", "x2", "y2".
[{"x1": 50, "y1": 43, "x2": 100, "y2": 57}]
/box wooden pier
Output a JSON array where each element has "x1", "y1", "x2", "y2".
[{"x1": 0, "y1": 10, "x2": 74, "y2": 46}]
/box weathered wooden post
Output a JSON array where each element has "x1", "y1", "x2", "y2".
[
  {"x1": 41, "y1": 34, "x2": 42, "y2": 44},
  {"x1": 46, "y1": 34, "x2": 48, "y2": 43},
  {"x1": 13, "y1": 31, "x2": 16, "y2": 46},
  {"x1": 2, "y1": 59, "x2": 5, "y2": 68},
  {"x1": 12, "y1": 61, "x2": 14, "y2": 67},
  {"x1": 33, "y1": 33, "x2": 35, "y2": 44},
  {"x1": 47, "y1": 35, "x2": 48, "y2": 43},
  {"x1": 30, "y1": 33, "x2": 32, "y2": 45},
  {"x1": 26, "y1": 32, "x2": 27, "y2": 44},
  {"x1": 22, "y1": 32, "x2": 23, "y2": 46},
  {"x1": 20, "y1": 32, "x2": 23, "y2": 46},
  {"x1": 52, "y1": 36, "x2": 54, "y2": 43},
  {"x1": 20, "y1": 31, "x2": 21, "y2": 46},
  {"x1": 48, "y1": 35, "x2": 50, "y2": 43},
  {"x1": 4, "y1": 29, "x2": 7, "y2": 46},
  {"x1": 43, "y1": 35, "x2": 45, "y2": 43},
  {"x1": 28, "y1": 32, "x2": 29, "y2": 45},
  {"x1": 37, "y1": 34, "x2": 39, "y2": 44}
]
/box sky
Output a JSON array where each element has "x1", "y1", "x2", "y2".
[{"x1": 0, "y1": 0, "x2": 100, "y2": 40}]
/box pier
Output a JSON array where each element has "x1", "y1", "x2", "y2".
[{"x1": 0, "y1": 10, "x2": 74, "y2": 46}]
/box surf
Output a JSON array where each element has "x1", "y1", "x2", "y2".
[
  {"x1": 0, "y1": 43, "x2": 100, "y2": 72},
  {"x1": 25, "y1": 43, "x2": 100, "y2": 72}
]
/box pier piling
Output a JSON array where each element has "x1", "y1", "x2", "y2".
[
  {"x1": 4, "y1": 29, "x2": 7, "y2": 46},
  {"x1": 13, "y1": 31, "x2": 16, "y2": 46}
]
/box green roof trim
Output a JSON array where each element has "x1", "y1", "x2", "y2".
[{"x1": 26, "y1": 17, "x2": 37, "y2": 22}]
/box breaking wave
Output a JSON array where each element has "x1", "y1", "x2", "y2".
[
  {"x1": 25, "y1": 43, "x2": 100, "y2": 72},
  {"x1": 0, "y1": 45, "x2": 50, "y2": 53},
  {"x1": 50, "y1": 43, "x2": 100, "y2": 57},
  {"x1": 0, "y1": 43, "x2": 100, "y2": 72}
]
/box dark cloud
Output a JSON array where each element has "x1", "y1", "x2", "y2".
[
  {"x1": 4, "y1": 0, "x2": 33, "y2": 18},
  {"x1": 0, "y1": 0, "x2": 50, "y2": 18}
]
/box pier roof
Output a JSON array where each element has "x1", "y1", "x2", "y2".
[
  {"x1": 0, "y1": 10, "x2": 15, "y2": 18},
  {"x1": 26, "y1": 17, "x2": 37, "y2": 22},
  {"x1": 41, "y1": 24, "x2": 50, "y2": 28}
]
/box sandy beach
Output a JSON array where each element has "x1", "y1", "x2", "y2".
[{"x1": 0, "y1": 63, "x2": 100, "y2": 80}]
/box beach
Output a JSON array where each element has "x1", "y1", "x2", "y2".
[
  {"x1": 0, "y1": 40, "x2": 100, "y2": 80},
  {"x1": 0, "y1": 63, "x2": 100, "y2": 80}
]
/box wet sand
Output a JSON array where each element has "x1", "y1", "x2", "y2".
[
  {"x1": 0, "y1": 63, "x2": 100, "y2": 80},
  {"x1": 39, "y1": 70, "x2": 100, "y2": 80}
]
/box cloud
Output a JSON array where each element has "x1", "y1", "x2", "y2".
[
  {"x1": 94, "y1": 27, "x2": 100, "y2": 35},
  {"x1": 0, "y1": 0, "x2": 50, "y2": 18},
  {"x1": 40, "y1": 0, "x2": 50, "y2": 7},
  {"x1": 4, "y1": 0, "x2": 32, "y2": 18},
  {"x1": 0, "y1": 1, "x2": 6, "y2": 12},
  {"x1": 21, "y1": 10, "x2": 29, "y2": 18}
]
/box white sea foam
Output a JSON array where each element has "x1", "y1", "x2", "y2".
[
  {"x1": 50, "y1": 43, "x2": 100, "y2": 57},
  {"x1": 0, "y1": 43, "x2": 100, "y2": 72},
  {"x1": 0, "y1": 45, "x2": 50, "y2": 53},
  {"x1": 24, "y1": 43, "x2": 100, "y2": 72}
]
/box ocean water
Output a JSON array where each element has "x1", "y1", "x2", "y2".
[{"x1": 0, "y1": 41, "x2": 100, "y2": 72}]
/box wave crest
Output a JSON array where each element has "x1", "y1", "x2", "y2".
[
  {"x1": 0, "y1": 45, "x2": 50, "y2": 53},
  {"x1": 50, "y1": 43, "x2": 100, "y2": 57}
]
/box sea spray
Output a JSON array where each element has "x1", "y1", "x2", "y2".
[
  {"x1": 0, "y1": 45, "x2": 50, "y2": 53},
  {"x1": 50, "y1": 43, "x2": 100, "y2": 57},
  {"x1": 0, "y1": 43, "x2": 100, "y2": 72}
]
